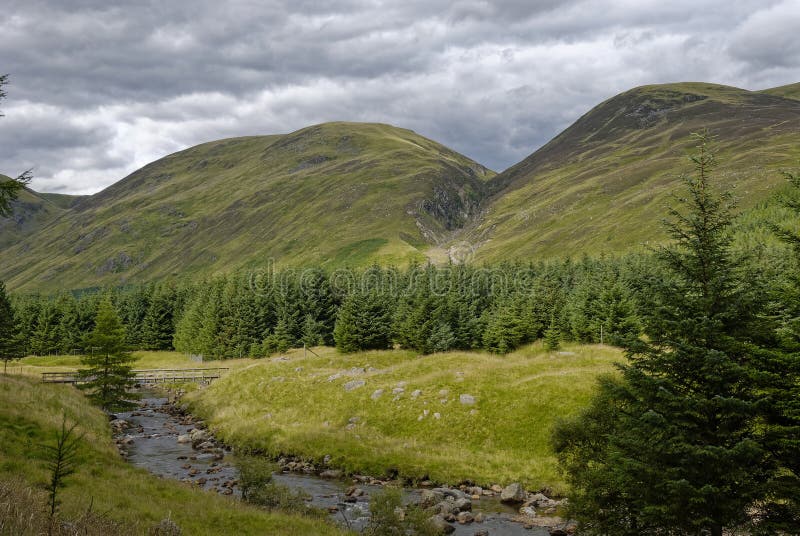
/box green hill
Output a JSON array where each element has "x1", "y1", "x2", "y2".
[
  {"x1": 467, "y1": 82, "x2": 800, "y2": 261},
  {"x1": 759, "y1": 82, "x2": 800, "y2": 101},
  {"x1": 2, "y1": 83, "x2": 799, "y2": 291},
  {"x1": 0, "y1": 180, "x2": 84, "y2": 250},
  {"x1": 0, "y1": 123, "x2": 493, "y2": 291}
]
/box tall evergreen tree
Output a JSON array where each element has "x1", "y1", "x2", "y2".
[
  {"x1": 757, "y1": 170, "x2": 800, "y2": 532},
  {"x1": 141, "y1": 283, "x2": 176, "y2": 350},
  {"x1": 78, "y1": 297, "x2": 137, "y2": 411},
  {"x1": 554, "y1": 133, "x2": 775, "y2": 535},
  {"x1": 0, "y1": 281, "x2": 22, "y2": 373},
  {"x1": 334, "y1": 291, "x2": 392, "y2": 353},
  {"x1": 29, "y1": 301, "x2": 61, "y2": 356}
]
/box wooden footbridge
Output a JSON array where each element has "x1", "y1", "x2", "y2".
[{"x1": 41, "y1": 368, "x2": 229, "y2": 385}]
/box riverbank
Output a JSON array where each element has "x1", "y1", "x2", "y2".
[
  {"x1": 0, "y1": 374, "x2": 343, "y2": 535},
  {"x1": 184, "y1": 343, "x2": 621, "y2": 494},
  {"x1": 119, "y1": 389, "x2": 576, "y2": 535}
]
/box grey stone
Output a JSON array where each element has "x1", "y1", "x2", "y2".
[
  {"x1": 459, "y1": 394, "x2": 476, "y2": 405},
  {"x1": 319, "y1": 469, "x2": 343, "y2": 479},
  {"x1": 500, "y1": 482, "x2": 527, "y2": 503},
  {"x1": 453, "y1": 497, "x2": 472, "y2": 511},
  {"x1": 344, "y1": 379, "x2": 365, "y2": 391},
  {"x1": 428, "y1": 515, "x2": 456, "y2": 534},
  {"x1": 437, "y1": 500, "x2": 460, "y2": 516},
  {"x1": 456, "y1": 511, "x2": 474, "y2": 524},
  {"x1": 371, "y1": 389, "x2": 384, "y2": 400},
  {"x1": 420, "y1": 489, "x2": 445, "y2": 508},
  {"x1": 519, "y1": 505, "x2": 537, "y2": 517}
]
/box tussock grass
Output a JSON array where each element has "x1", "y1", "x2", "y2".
[
  {"x1": 0, "y1": 374, "x2": 344, "y2": 535},
  {"x1": 186, "y1": 343, "x2": 623, "y2": 494}
]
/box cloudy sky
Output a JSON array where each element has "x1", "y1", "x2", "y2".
[{"x1": 1, "y1": 0, "x2": 799, "y2": 195}]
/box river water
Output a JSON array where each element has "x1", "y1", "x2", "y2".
[{"x1": 116, "y1": 393, "x2": 550, "y2": 535}]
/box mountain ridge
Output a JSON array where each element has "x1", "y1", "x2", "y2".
[{"x1": 2, "y1": 82, "x2": 799, "y2": 291}]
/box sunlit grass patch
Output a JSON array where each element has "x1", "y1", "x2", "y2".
[{"x1": 187, "y1": 343, "x2": 623, "y2": 494}]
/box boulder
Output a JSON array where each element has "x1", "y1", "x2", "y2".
[
  {"x1": 177, "y1": 434, "x2": 191, "y2": 444},
  {"x1": 189, "y1": 428, "x2": 208, "y2": 442},
  {"x1": 526, "y1": 492, "x2": 559, "y2": 509},
  {"x1": 519, "y1": 505, "x2": 537, "y2": 517},
  {"x1": 436, "y1": 500, "x2": 460, "y2": 516},
  {"x1": 456, "y1": 511, "x2": 474, "y2": 524},
  {"x1": 500, "y1": 482, "x2": 526, "y2": 503},
  {"x1": 319, "y1": 469, "x2": 343, "y2": 479},
  {"x1": 344, "y1": 379, "x2": 365, "y2": 391},
  {"x1": 428, "y1": 515, "x2": 455, "y2": 534},
  {"x1": 453, "y1": 497, "x2": 472, "y2": 512},
  {"x1": 459, "y1": 394, "x2": 476, "y2": 405},
  {"x1": 419, "y1": 489, "x2": 445, "y2": 508},
  {"x1": 371, "y1": 389, "x2": 384, "y2": 400},
  {"x1": 434, "y1": 487, "x2": 467, "y2": 501}
]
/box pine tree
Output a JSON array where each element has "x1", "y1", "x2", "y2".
[
  {"x1": 29, "y1": 301, "x2": 61, "y2": 356},
  {"x1": 482, "y1": 304, "x2": 525, "y2": 353},
  {"x1": 77, "y1": 297, "x2": 137, "y2": 411},
  {"x1": 300, "y1": 314, "x2": 325, "y2": 348},
  {"x1": 0, "y1": 281, "x2": 22, "y2": 373},
  {"x1": 543, "y1": 314, "x2": 561, "y2": 351},
  {"x1": 757, "y1": 170, "x2": 800, "y2": 532},
  {"x1": 141, "y1": 283, "x2": 176, "y2": 350},
  {"x1": 54, "y1": 293, "x2": 81, "y2": 354},
  {"x1": 334, "y1": 292, "x2": 392, "y2": 353},
  {"x1": 428, "y1": 321, "x2": 456, "y2": 353},
  {"x1": 262, "y1": 316, "x2": 295, "y2": 355},
  {"x1": 554, "y1": 133, "x2": 773, "y2": 535}
]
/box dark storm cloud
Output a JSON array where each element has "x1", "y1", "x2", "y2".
[{"x1": 1, "y1": 0, "x2": 798, "y2": 194}]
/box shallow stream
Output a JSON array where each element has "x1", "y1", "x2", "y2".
[{"x1": 115, "y1": 392, "x2": 549, "y2": 535}]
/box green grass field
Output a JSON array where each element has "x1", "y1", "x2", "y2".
[
  {"x1": 0, "y1": 373, "x2": 344, "y2": 535},
  {"x1": 16, "y1": 344, "x2": 624, "y2": 494},
  {"x1": 184, "y1": 343, "x2": 623, "y2": 494}
]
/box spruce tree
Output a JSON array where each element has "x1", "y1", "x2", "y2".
[
  {"x1": 0, "y1": 281, "x2": 22, "y2": 373},
  {"x1": 78, "y1": 297, "x2": 137, "y2": 411},
  {"x1": 543, "y1": 314, "x2": 561, "y2": 351},
  {"x1": 334, "y1": 292, "x2": 392, "y2": 353},
  {"x1": 757, "y1": 170, "x2": 800, "y2": 532},
  {"x1": 554, "y1": 133, "x2": 772, "y2": 535},
  {"x1": 29, "y1": 301, "x2": 61, "y2": 356},
  {"x1": 262, "y1": 316, "x2": 295, "y2": 355},
  {"x1": 141, "y1": 283, "x2": 176, "y2": 350},
  {"x1": 300, "y1": 314, "x2": 325, "y2": 348}
]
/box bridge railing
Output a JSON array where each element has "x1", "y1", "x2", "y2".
[{"x1": 42, "y1": 368, "x2": 229, "y2": 385}]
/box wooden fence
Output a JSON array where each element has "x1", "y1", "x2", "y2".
[{"x1": 41, "y1": 368, "x2": 229, "y2": 385}]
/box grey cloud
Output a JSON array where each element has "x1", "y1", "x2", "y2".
[{"x1": 0, "y1": 0, "x2": 798, "y2": 194}]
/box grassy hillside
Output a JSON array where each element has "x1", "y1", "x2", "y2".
[
  {"x1": 0, "y1": 122, "x2": 493, "y2": 292},
  {"x1": 185, "y1": 344, "x2": 622, "y2": 494},
  {"x1": 0, "y1": 373, "x2": 344, "y2": 535},
  {"x1": 3, "y1": 83, "x2": 798, "y2": 291},
  {"x1": 0, "y1": 182, "x2": 83, "y2": 250},
  {"x1": 467, "y1": 82, "x2": 800, "y2": 261},
  {"x1": 760, "y1": 82, "x2": 800, "y2": 101}
]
